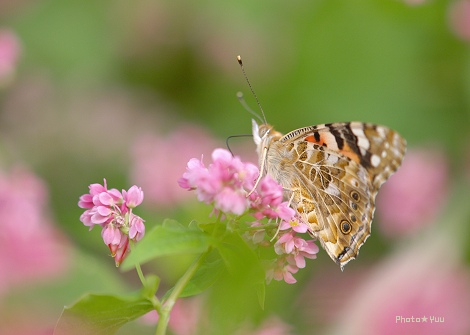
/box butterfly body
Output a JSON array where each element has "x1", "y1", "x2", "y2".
[{"x1": 252, "y1": 120, "x2": 406, "y2": 269}]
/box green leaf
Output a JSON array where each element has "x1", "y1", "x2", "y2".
[
  {"x1": 162, "y1": 218, "x2": 186, "y2": 230},
  {"x1": 198, "y1": 222, "x2": 226, "y2": 236},
  {"x1": 256, "y1": 283, "x2": 266, "y2": 310},
  {"x1": 54, "y1": 293, "x2": 154, "y2": 335},
  {"x1": 205, "y1": 232, "x2": 267, "y2": 333},
  {"x1": 217, "y1": 232, "x2": 266, "y2": 306},
  {"x1": 179, "y1": 256, "x2": 224, "y2": 297},
  {"x1": 217, "y1": 232, "x2": 265, "y2": 282},
  {"x1": 121, "y1": 219, "x2": 213, "y2": 271}
]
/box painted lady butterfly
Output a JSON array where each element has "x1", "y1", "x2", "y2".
[
  {"x1": 253, "y1": 120, "x2": 406, "y2": 270},
  {"x1": 238, "y1": 56, "x2": 406, "y2": 269}
]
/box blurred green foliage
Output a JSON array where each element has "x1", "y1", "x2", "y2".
[{"x1": 1, "y1": 0, "x2": 470, "y2": 334}]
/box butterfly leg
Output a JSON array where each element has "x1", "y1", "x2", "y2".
[{"x1": 286, "y1": 190, "x2": 295, "y2": 206}]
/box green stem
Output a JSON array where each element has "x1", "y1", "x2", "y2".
[
  {"x1": 155, "y1": 249, "x2": 211, "y2": 335},
  {"x1": 135, "y1": 262, "x2": 146, "y2": 286},
  {"x1": 130, "y1": 237, "x2": 162, "y2": 313}
]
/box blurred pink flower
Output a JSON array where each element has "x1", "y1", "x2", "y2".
[
  {"x1": 144, "y1": 298, "x2": 294, "y2": 335},
  {"x1": 326, "y1": 234, "x2": 470, "y2": 335},
  {"x1": 131, "y1": 125, "x2": 220, "y2": 208},
  {"x1": 0, "y1": 29, "x2": 21, "y2": 85},
  {"x1": 0, "y1": 317, "x2": 54, "y2": 335},
  {"x1": 168, "y1": 297, "x2": 204, "y2": 335},
  {"x1": 448, "y1": 0, "x2": 470, "y2": 42},
  {"x1": 0, "y1": 166, "x2": 68, "y2": 298},
  {"x1": 376, "y1": 148, "x2": 448, "y2": 237},
  {"x1": 402, "y1": 0, "x2": 427, "y2": 5},
  {"x1": 78, "y1": 179, "x2": 145, "y2": 266},
  {"x1": 235, "y1": 316, "x2": 294, "y2": 335}
]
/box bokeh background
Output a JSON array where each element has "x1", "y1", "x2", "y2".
[{"x1": 1, "y1": 0, "x2": 470, "y2": 334}]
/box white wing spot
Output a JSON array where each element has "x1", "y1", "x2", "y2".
[
  {"x1": 350, "y1": 178, "x2": 359, "y2": 187},
  {"x1": 356, "y1": 169, "x2": 367, "y2": 183},
  {"x1": 352, "y1": 126, "x2": 370, "y2": 150},
  {"x1": 376, "y1": 126, "x2": 386, "y2": 138},
  {"x1": 371, "y1": 154, "x2": 381, "y2": 167},
  {"x1": 325, "y1": 183, "x2": 341, "y2": 197},
  {"x1": 326, "y1": 153, "x2": 339, "y2": 165}
]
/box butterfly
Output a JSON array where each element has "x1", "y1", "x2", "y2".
[
  {"x1": 235, "y1": 55, "x2": 406, "y2": 269},
  {"x1": 252, "y1": 120, "x2": 406, "y2": 270}
]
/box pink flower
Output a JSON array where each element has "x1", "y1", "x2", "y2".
[
  {"x1": 0, "y1": 29, "x2": 21, "y2": 85},
  {"x1": 181, "y1": 148, "x2": 319, "y2": 283},
  {"x1": 141, "y1": 297, "x2": 203, "y2": 335},
  {"x1": 266, "y1": 256, "x2": 299, "y2": 284},
  {"x1": 111, "y1": 235, "x2": 130, "y2": 267},
  {"x1": 78, "y1": 181, "x2": 108, "y2": 209},
  {"x1": 129, "y1": 214, "x2": 145, "y2": 240},
  {"x1": 279, "y1": 217, "x2": 309, "y2": 234},
  {"x1": 214, "y1": 187, "x2": 248, "y2": 215},
  {"x1": 101, "y1": 224, "x2": 124, "y2": 246},
  {"x1": 249, "y1": 176, "x2": 296, "y2": 221},
  {"x1": 124, "y1": 185, "x2": 144, "y2": 208},
  {"x1": 325, "y1": 234, "x2": 470, "y2": 335},
  {"x1": 402, "y1": 0, "x2": 427, "y2": 5},
  {"x1": 259, "y1": 176, "x2": 283, "y2": 206},
  {"x1": 376, "y1": 148, "x2": 449, "y2": 237},
  {"x1": 448, "y1": 0, "x2": 470, "y2": 42},
  {"x1": 0, "y1": 166, "x2": 69, "y2": 298},
  {"x1": 235, "y1": 316, "x2": 294, "y2": 335},
  {"x1": 78, "y1": 180, "x2": 146, "y2": 266},
  {"x1": 274, "y1": 232, "x2": 319, "y2": 268},
  {"x1": 179, "y1": 148, "x2": 258, "y2": 215}
]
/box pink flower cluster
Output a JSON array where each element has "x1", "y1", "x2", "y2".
[
  {"x1": 178, "y1": 148, "x2": 258, "y2": 215},
  {"x1": 270, "y1": 228, "x2": 319, "y2": 284},
  {"x1": 0, "y1": 166, "x2": 68, "y2": 298},
  {"x1": 448, "y1": 0, "x2": 470, "y2": 42},
  {"x1": 0, "y1": 29, "x2": 21, "y2": 85},
  {"x1": 377, "y1": 148, "x2": 448, "y2": 237},
  {"x1": 179, "y1": 148, "x2": 319, "y2": 284},
  {"x1": 78, "y1": 179, "x2": 145, "y2": 266}
]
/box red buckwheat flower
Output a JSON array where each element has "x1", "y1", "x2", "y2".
[
  {"x1": 180, "y1": 148, "x2": 319, "y2": 284},
  {"x1": 78, "y1": 179, "x2": 145, "y2": 266},
  {"x1": 178, "y1": 148, "x2": 258, "y2": 215}
]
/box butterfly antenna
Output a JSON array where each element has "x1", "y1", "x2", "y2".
[{"x1": 237, "y1": 55, "x2": 268, "y2": 124}]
